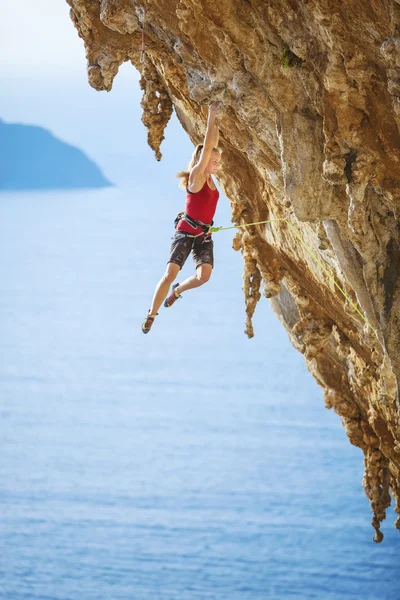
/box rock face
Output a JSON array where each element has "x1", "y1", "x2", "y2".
[
  {"x1": 0, "y1": 119, "x2": 111, "y2": 190},
  {"x1": 67, "y1": 0, "x2": 400, "y2": 542}
]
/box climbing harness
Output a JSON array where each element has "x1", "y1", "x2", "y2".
[
  {"x1": 210, "y1": 214, "x2": 377, "y2": 334},
  {"x1": 139, "y1": 8, "x2": 146, "y2": 63},
  {"x1": 174, "y1": 212, "x2": 213, "y2": 240}
]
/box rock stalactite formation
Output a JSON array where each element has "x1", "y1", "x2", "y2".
[{"x1": 67, "y1": 0, "x2": 400, "y2": 542}]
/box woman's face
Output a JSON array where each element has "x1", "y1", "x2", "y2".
[{"x1": 205, "y1": 151, "x2": 221, "y2": 175}]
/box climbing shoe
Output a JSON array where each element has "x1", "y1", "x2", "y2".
[
  {"x1": 164, "y1": 283, "x2": 181, "y2": 308},
  {"x1": 142, "y1": 311, "x2": 158, "y2": 334}
]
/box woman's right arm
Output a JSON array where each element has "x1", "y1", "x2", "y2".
[{"x1": 193, "y1": 103, "x2": 220, "y2": 174}]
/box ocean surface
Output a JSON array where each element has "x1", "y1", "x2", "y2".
[{"x1": 1, "y1": 187, "x2": 399, "y2": 600}]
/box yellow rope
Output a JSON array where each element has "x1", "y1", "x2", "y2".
[
  {"x1": 211, "y1": 216, "x2": 377, "y2": 334},
  {"x1": 211, "y1": 217, "x2": 287, "y2": 233}
]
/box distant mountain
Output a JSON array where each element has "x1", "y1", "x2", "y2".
[{"x1": 0, "y1": 119, "x2": 112, "y2": 190}]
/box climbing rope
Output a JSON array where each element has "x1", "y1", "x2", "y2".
[
  {"x1": 139, "y1": 8, "x2": 146, "y2": 63},
  {"x1": 211, "y1": 215, "x2": 377, "y2": 334}
]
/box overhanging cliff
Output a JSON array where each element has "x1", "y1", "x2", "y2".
[{"x1": 67, "y1": 0, "x2": 400, "y2": 542}]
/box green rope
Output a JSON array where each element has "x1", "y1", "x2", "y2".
[
  {"x1": 210, "y1": 217, "x2": 287, "y2": 233},
  {"x1": 211, "y1": 215, "x2": 377, "y2": 334}
]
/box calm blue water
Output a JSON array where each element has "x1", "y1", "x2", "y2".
[{"x1": 1, "y1": 187, "x2": 399, "y2": 600}]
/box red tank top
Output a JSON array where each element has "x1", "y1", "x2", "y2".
[{"x1": 176, "y1": 179, "x2": 219, "y2": 236}]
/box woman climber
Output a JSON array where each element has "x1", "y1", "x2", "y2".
[{"x1": 142, "y1": 102, "x2": 221, "y2": 334}]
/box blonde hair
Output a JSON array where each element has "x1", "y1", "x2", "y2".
[{"x1": 176, "y1": 144, "x2": 221, "y2": 189}]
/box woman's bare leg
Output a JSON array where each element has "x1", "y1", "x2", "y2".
[
  {"x1": 149, "y1": 262, "x2": 180, "y2": 315},
  {"x1": 175, "y1": 263, "x2": 212, "y2": 294}
]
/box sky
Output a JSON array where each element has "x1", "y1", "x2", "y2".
[
  {"x1": 0, "y1": 2, "x2": 87, "y2": 77},
  {"x1": 0, "y1": 1, "x2": 192, "y2": 186}
]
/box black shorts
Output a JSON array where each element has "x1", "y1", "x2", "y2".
[{"x1": 168, "y1": 232, "x2": 214, "y2": 270}]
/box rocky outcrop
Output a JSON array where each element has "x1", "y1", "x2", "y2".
[{"x1": 67, "y1": 0, "x2": 400, "y2": 542}]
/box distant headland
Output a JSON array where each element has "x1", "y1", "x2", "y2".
[{"x1": 0, "y1": 118, "x2": 112, "y2": 190}]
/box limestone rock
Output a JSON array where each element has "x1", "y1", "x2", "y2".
[{"x1": 67, "y1": 0, "x2": 400, "y2": 542}]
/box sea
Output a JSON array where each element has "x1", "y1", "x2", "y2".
[{"x1": 1, "y1": 187, "x2": 399, "y2": 600}]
